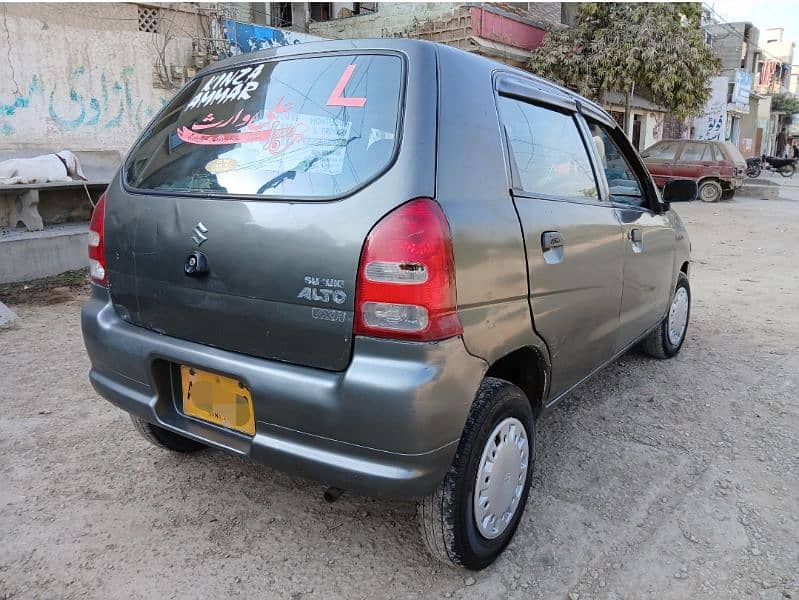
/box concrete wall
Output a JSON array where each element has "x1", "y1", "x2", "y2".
[
  {"x1": 307, "y1": 3, "x2": 560, "y2": 51},
  {"x1": 0, "y1": 224, "x2": 88, "y2": 284},
  {"x1": 0, "y1": 3, "x2": 203, "y2": 155},
  {"x1": 308, "y1": 3, "x2": 471, "y2": 45}
]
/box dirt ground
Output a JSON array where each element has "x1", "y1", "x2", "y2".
[{"x1": 1, "y1": 193, "x2": 797, "y2": 599}]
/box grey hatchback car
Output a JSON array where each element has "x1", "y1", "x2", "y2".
[{"x1": 82, "y1": 39, "x2": 697, "y2": 569}]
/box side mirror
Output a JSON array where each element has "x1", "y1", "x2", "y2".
[{"x1": 662, "y1": 179, "x2": 698, "y2": 207}]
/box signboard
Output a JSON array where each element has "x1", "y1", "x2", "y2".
[
  {"x1": 223, "y1": 20, "x2": 324, "y2": 54},
  {"x1": 693, "y1": 76, "x2": 728, "y2": 141},
  {"x1": 729, "y1": 69, "x2": 753, "y2": 113}
]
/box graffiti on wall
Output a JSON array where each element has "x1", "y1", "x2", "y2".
[
  {"x1": 0, "y1": 66, "x2": 169, "y2": 136},
  {"x1": 223, "y1": 19, "x2": 323, "y2": 55}
]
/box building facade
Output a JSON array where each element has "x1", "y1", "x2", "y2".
[
  {"x1": 302, "y1": 2, "x2": 563, "y2": 67},
  {"x1": 756, "y1": 28, "x2": 796, "y2": 95}
]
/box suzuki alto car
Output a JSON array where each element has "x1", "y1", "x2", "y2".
[{"x1": 82, "y1": 39, "x2": 697, "y2": 570}]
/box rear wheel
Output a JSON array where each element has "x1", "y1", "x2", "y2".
[
  {"x1": 417, "y1": 378, "x2": 534, "y2": 570},
  {"x1": 746, "y1": 164, "x2": 761, "y2": 178},
  {"x1": 642, "y1": 272, "x2": 690, "y2": 359},
  {"x1": 698, "y1": 180, "x2": 723, "y2": 202},
  {"x1": 131, "y1": 416, "x2": 205, "y2": 453},
  {"x1": 779, "y1": 164, "x2": 796, "y2": 178}
]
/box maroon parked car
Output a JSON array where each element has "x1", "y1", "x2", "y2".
[{"x1": 641, "y1": 139, "x2": 747, "y2": 202}]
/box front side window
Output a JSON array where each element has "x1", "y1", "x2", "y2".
[
  {"x1": 125, "y1": 54, "x2": 403, "y2": 199},
  {"x1": 497, "y1": 96, "x2": 599, "y2": 200},
  {"x1": 641, "y1": 141, "x2": 679, "y2": 160},
  {"x1": 589, "y1": 122, "x2": 649, "y2": 209}
]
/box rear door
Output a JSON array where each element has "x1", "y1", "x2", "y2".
[
  {"x1": 496, "y1": 84, "x2": 625, "y2": 398},
  {"x1": 674, "y1": 142, "x2": 716, "y2": 180},
  {"x1": 105, "y1": 51, "x2": 425, "y2": 371},
  {"x1": 586, "y1": 120, "x2": 675, "y2": 350}
]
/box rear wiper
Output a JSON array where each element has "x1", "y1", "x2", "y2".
[{"x1": 256, "y1": 137, "x2": 357, "y2": 195}]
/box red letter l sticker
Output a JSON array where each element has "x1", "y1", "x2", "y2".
[{"x1": 326, "y1": 65, "x2": 367, "y2": 108}]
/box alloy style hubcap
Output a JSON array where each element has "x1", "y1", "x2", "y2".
[
  {"x1": 474, "y1": 417, "x2": 529, "y2": 539},
  {"x1": 668, "y1": 287, "x2": 689, "y2": 346}
]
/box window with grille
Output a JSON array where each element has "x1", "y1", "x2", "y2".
[{"x1": 138, "y1": 6, "x2": 160, "y2": 34}]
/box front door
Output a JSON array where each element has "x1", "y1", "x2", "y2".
[
  {"x1": 496, "y1": 94, "x2": 625, "y2": 399},
  {"x1": 587, "y1": 120, "x2": 676, "y2": 350}
]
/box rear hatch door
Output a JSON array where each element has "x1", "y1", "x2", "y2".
[{"x1": 104, "y1": 51, "x2": 410, "y2": 371}]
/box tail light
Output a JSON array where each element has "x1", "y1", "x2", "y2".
[
  {"x1": 88, "y1": 192, "x2": 107, "y2": 286},
  {"x1": 354, "y1": 198, "x2": 462, "y2": 341}
]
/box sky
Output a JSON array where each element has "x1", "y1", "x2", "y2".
[{"x1": 706, "y1": 0, "x2": 799, "y2": 61}]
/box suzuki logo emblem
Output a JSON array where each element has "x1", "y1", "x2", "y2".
[{"x1": 191, "y1": 222, "x2": 208, "y2": 246}]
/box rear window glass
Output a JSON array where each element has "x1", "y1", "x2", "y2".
[
  {"x1": 679, "y1": 143, "x2": 711, "y2": 161},
  {"x1": 124, "y1": 54, "x2": 403, "y2": 199}
]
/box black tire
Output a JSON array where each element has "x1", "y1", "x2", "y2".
[
  {"x1": 131, "y1": 416, "x2": 205, "y2": 453},
  {"x1": 417, "y1": 378, "x2": 535, "y2": 570},
  {"x1": 698, "y1": 180, "x2": 723, "y2": 202},
  {"x1": 746, "y1": 165, "x2": 761, "y2": 178},
  {"x1": 778, "y1": 164, "x2": 795, "y2": 178},
  {"x1": 642, "y1": 272, "x2": 691, "y2": 359}
]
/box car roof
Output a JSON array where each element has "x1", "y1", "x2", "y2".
[{"x1": 199, "y1": 38, "x2": 616, "y2": 126}]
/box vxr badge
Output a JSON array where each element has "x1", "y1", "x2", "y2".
[{"x1": 191, "y1": 221, "x2": 208, "y2": 246}]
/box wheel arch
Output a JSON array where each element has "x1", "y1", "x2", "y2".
[{"x1": 484, "y1": 346, "x2": 549, "y2": 417}]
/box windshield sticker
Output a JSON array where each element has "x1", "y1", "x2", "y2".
[
  {"x1": 179, "y1": 97, "x2": 353, "y2": 176},
  {"x1": 185, "y1": 64, "x2": 265, "y2": 110},
  {"x1": 367, "y1": 128, "x2": 395, "y2": 149},
  {"x1": 326, "y1": 64, "x2": 367, "y2": 108},
  {"x1": 205, "y1": 158, "x2": 240, "y2": 174}
]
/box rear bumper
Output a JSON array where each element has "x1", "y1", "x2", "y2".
[{"x1": 81, "y1": 286, "x2": 486, "y2": 500}]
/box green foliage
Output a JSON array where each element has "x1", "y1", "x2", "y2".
[
  {"x1": 769, "y1": 93, "x2": 799, "y2": 115},
  {"x1": 528, "y1": 3, "x2": 722, "y2": 118}
]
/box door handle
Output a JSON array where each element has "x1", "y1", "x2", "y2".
[
  {"x1": 541, "y1": 231, "x2": 564, "y2": 251},
  {"x1": 629, "y1": 228, "x2": 642, "y2": 243}
]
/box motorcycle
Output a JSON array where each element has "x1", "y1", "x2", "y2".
[{"x1": 746, "y1": 154, "x2": 796, "y2": 178}]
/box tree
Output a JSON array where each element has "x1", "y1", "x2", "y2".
[
  {"x1": 528, "y1": 3, "x2": 721, "y2": 134},
  {"x1": 769, "y1": 93, "x2": 799, "y2": 116}
]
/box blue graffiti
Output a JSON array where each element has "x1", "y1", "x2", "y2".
[
  {"x1": 1, "y1": 67, "x2": 167, "y2": 135},
  {"x1": 0, "y1": 76, "x2": 43, "y2": 117}
]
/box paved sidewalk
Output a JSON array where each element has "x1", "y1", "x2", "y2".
[{"x1": 739, "y1": 169, "x2": 799, "y2": 201}]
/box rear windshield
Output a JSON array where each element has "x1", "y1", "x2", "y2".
[{"x1": 124, "y1": 54, "x2": 403, "y2": 199}]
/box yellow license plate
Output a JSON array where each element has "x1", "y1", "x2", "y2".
[{"x1": 180, "y1": 366, "x2": 255, "y2": 436}]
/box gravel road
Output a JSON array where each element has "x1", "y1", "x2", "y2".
[{"x1": 1, "y1": 195, "x2": 797, "y2": 599}]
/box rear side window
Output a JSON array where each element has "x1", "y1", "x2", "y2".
[
  {"x1": 641, "y1": 141, "x2": 679, "y2": 160},
  {"x1": 722, "y1": 143, "x2": 746, "y2": 164},
  {"x1": 497, "y1": 96, "x2": 599, "y2": 200},
  {"x1": 680, "y1": 143, "x2": 711, "y2": 161},
  {"x1": 124, "y1": 54, "x2": 403, "y2": 199}
]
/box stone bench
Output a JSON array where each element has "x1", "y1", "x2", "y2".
[{"x1": 0, "y1": 149, "x2": 121, "y2": 231}]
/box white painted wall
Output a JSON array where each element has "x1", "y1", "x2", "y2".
[{"x1": 0, "y1": 4, "x2": 197, "y2": 154}]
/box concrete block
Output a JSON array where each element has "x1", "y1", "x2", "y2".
[
  {"x1": 8, "y1": 189, "x2": 44, "y2": 231},
  {"x1": 0, "y1": 223, "x2": 89, "y2": 284},
  {"x1": 0, "y1": 301, "x2": 18, "y2": 327}
]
